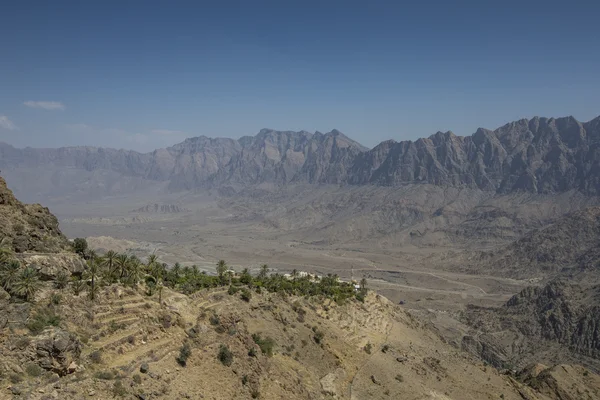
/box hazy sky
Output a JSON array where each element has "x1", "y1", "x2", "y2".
[{"x1": 1, "y1": 1, "x2": 599, "y2": 152}]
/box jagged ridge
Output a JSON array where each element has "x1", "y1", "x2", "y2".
[{"x1": 2, "y1": 115, "x2": 600, "y2": 194}]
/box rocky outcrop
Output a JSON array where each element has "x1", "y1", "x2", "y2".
[
  {"x1": 462, "y1": 280, "x2": 600, "y2": 372},
  {"x1": 31, "y1": 327, "x2": 82, "y2": 375},
  {"x1": 17, "y1": 253, "x2": 87, "y2": 280},
  {"x1": 0, "y1": 175, "x2": 70, "y2": 253}
]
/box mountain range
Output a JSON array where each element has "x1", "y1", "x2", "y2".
[{"x1": 2, "y1": 115, "x2": 600, "y2": 195}]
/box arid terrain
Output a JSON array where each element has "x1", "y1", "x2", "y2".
[{"x1": 2, "y1": 115, "x2": 600, "y2": 398}]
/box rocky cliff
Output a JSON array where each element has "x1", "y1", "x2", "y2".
[{"x1": 0, "y1": 175, "x2": 70, "y2": 253}]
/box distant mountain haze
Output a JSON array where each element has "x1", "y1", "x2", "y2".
[{"x1": 2, "y1": 115, "x2": 600, "y2": 194}]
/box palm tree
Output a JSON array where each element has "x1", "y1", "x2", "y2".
[
  {"x1": 172, "y1": 262, "x2": 181, "y2": 277},
  {"x1": 101, "y1": 250, "x2": 118, "y2": 282},
  {"x1": 126, "y1": 256, "x2": 143, "y2": 287},
  {"x1": 0, "y1": 260, "x2": 21, "y2": 291},
  {"x1": 149, "y1": 262, "x2": 166, "y2": 304},
  {"x1": 84, "y1": 259, "x2": 101, "y2": 301},
  {"x1": 115, "y1": 254, "x2": 129, "y2": 281},
  {"x1": 216, "y1": 260, "x2": 227, "y2": 281},
  {"x1": 146, "y1": 254, "x2": 159, "y2": 274},
  {"x1": 12, "y1": 266, "x2": 41, "y2": 301}
]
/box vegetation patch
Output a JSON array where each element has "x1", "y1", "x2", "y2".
[
  {"x1": 252, "y1": 333, "x2": 275, "y2": 357},
  {"x1": 27, "y1": 308, "x2": 61, "y2": 335},
  {"x1": 176, "y1": 342, "x2": 192, "y2": 367},
  {"x1": 218, "y1": 344, "x2": 234, "y2": 366}
]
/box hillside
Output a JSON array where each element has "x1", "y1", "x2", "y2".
[
  {"x1": 3, "y1": 283, "x2": 600, "y2": 400},
  {"x1": 0, "y1": 175, "x2": 70, "y2": 253},
  {"x1": 1, "y1": 175, "x2": 600, "y2": 399},
  {"x1": 3, "y1": 115, "x2": 600, "y2": 199},
  {"x1": 461, "y1": 280, "x2": 600, "y2": 373},
  {"x1": 467, "y1": 206, "x2": 600, "y2": 279}
]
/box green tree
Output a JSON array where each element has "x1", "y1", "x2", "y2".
[
  {"x1": 12, "y1": 266, "x2": 42, "y2": 301},
  {"x1": 84, "y1": 259, "x2": 101, "y2": 301},
  {"x1": 240, "y1": 268, "x2": 252, "y2": 285},
  {"x1": 151, "y1": 263, "x2": 166, "y2": 304},
  {"x1": 258, "y1": 264, "x2": 269, "y2": 279},
  {"x1": 114, "y1": 254, "x2": 129, "y2": 281},
  {"x1": 126, "y1": 256, "x2": 143, "y2": 287},
  {"x1": 216, "y1": 260, "x2": 227, "y2": 283},
  {"x1": 146, "y1": 254, "x2": 159, "y2": 274},
  {"x1": 0, "y1": 260, "x2": 21, "y2": 291},
  {"x1": 102, "y1": 250, "x2": 119, "y2": 282},
  {"x1": 72, "y1": 238, "x2": 88, "y2": 256}
]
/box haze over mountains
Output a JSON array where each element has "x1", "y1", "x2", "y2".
[{"x1": 2, "y1": 115, "x2": 600, "y2": 197}]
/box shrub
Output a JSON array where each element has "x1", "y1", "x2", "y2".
[
  {"x1": 395, "y1": 374, "x2": 403, "y2": 382},
  {"x1": 54, "y1": 271, "x2": 69, "y2": 289},
  {"x1": 241, "y1": 375, "x2": 248, "y2": 385},
  {"x1": 364, "y1": 343, "x2": 373, "y2": 354},
  {"x1": 381, "y1": 344, "x2": 390, "y2": 353},
  {"x1": 248, "y1": 347, "x2": 257, "y2": 357},
  {"x1": 313, "y1": 329, "x2": 324, "y2": 344},
  {"x1": 209, "y1": 314, "x2": 220, "y2": 326},
  {"x1": 113, "y1": 380, "x2": 127, "y2": 397},
  {"x1": 132, "y1": 374, "x2": 142, "y2": 384},
  {"x1": 90, "y1": 350, "x2": 103, "y2": 364},
  {"x1": 71, "y1": 278, "x2": 85, "y2": 295},
  {"x1": 27, "y1": 308, "x2": 61, "y2": 335},
  {"x1": 251, "y1": 389, "x2": 260, "y2": 399},
  {"x1": 25, "y1": 363, "x2": 43, "y2": 377},
  {"x1": 50, "y1": 292, "x2": 62, "y2": 305},
  {"x1": 228, "y1": 286, "x2": 239, "y2": 295},
  {"x1": 176, "y1": 343, "x2": 191, "y2": 367},
  {"x1": 72, "y1": 238, "x2": 88, "y2": 256},
  {"x1": 9, "y1": 373, "x2": 23, "y2": 384},
  {"x1": 252, "y1": 333, "x2": 275, "y2": 357},
  {"x1": 94, "y1": 370, "x2": 115, "y2": 380},
  {"x1": 218, "y1": 344, "x2": 233, "y2": 366},
  {"x1": 240, "y1": 288, "x2": 252, "y2": 302}
]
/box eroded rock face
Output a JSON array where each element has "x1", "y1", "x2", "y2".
[
  {"x1": 0, "y1": 176, "x2": 70, "y2": 253},
  {"x1": 31, "y1": 328, "x2": 82, "y2": 376},
  {"x1": 18, "y1": 253, "x2": 86, "y2": 280}
]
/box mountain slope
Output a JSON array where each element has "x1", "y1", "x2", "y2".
[
  {"x1": 3, "y1": 115, "x2": 600, "y2": 197},
  {"x1": 474, "y1": 206, "x2": 600, "y2": 279},
  {"x1": 461, "y1": 280, "x2": 600, "y2": 373}
]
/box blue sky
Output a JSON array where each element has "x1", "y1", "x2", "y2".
[{"x1": 1, "y1": 0, "x2": 599, "y2": 152}]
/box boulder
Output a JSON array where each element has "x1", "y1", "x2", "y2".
[
  {"x1": 20, "y1": 253, "x2": 86, "y2": 280},
  {"x1": 31, "y1": 328, "x2": 82, "y2": 375}
]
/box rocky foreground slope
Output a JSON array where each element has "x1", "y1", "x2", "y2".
[
  {"x1": 2, "y1": 115, "x2": 600, "y2": 195},
  {"x1": 3, "y1": 284, "x2": 600, "y2": 400}
]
